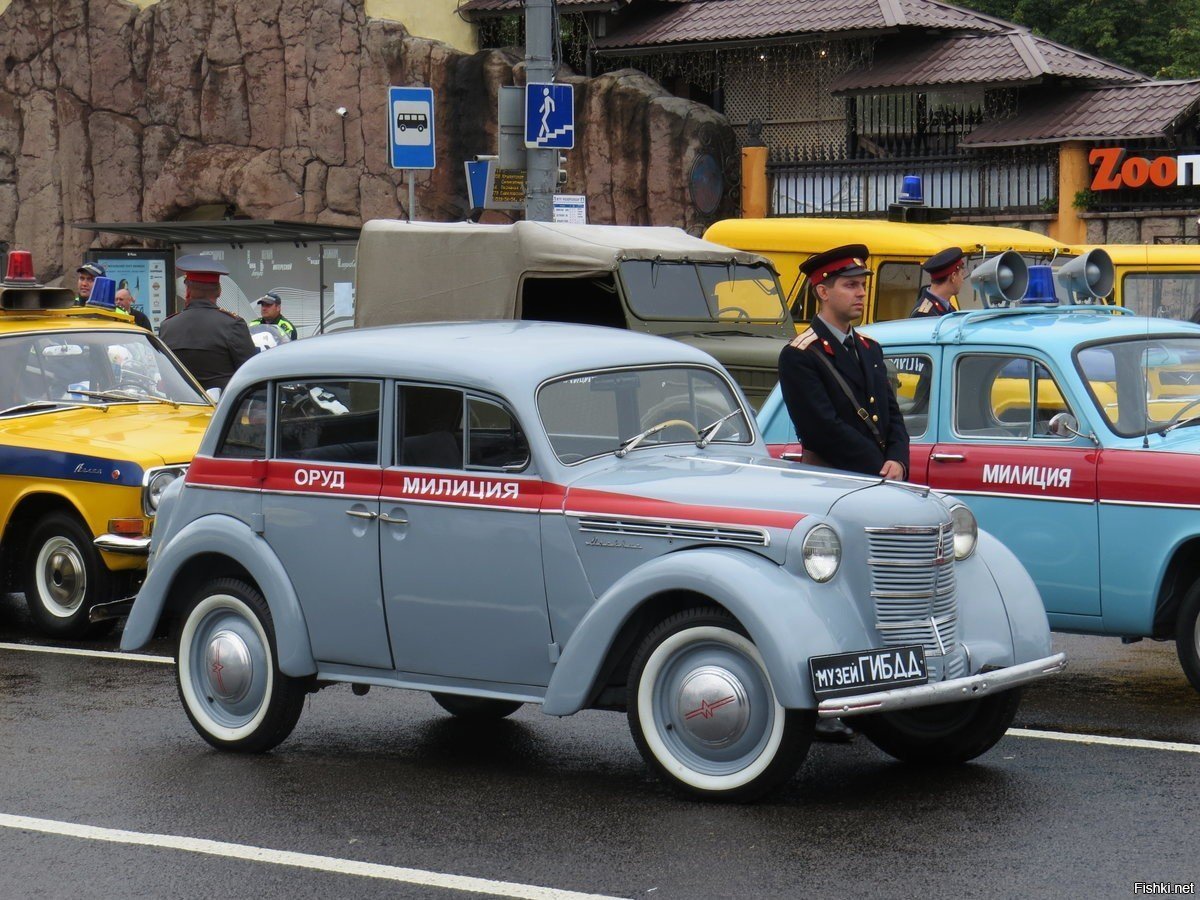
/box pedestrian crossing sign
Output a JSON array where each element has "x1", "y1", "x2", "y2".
[{"x1": 524, "y1": 82, "x2": 574, "y2": 150}]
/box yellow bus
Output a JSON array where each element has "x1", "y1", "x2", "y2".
[
  {"x1": 1073, "y1": 244, "x2": 1200, "y2": 321},
  {"x1": 705, "y1": 217, "x2": 1071, "y2": 330}
]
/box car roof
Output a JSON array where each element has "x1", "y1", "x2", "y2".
[
  {"x1": 0, "y1": 309, "x2": 145, "y2": 335},
  {"x1": 862, "y1": 307, "x2": 1200, "y2": 349},
  {"x1": 227, "y1": 321, "x2": 724, "y2": 395},
  {"x1": 705, "y1": 218, "x2": 1068, "y2": 257}
]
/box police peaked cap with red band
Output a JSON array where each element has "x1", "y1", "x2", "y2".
[
  {"x1": 922, "y1": 246, "x2": 965, "y2": 280},
  {"x1": 175, "y1": 253, "x2": 229, "y2": 284},
  {"x1": 801, "y1": 244, "x2": 872, "y2": 286}
]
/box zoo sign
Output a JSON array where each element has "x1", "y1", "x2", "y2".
[{"x1": 1090, "y1": 147, "x2": 1200, "y2": 191}]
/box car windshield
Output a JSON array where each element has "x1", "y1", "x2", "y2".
[
  {"x1": 620, "y1": 261, "x2": 787, "y2": 322},
  {"x1": 0, "y1": 329, "x2": 209, "y2": 414},
  {"x1": 538, "y1": 365, "x2": 752, "y2": 463},
  {"x1": 1075, "y1": 336, "x2": 1200, "y2": 436}
]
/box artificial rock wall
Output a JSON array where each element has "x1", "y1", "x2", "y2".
[{"x1": 0, "y1": 0, "x2": 738, "y2": 280}]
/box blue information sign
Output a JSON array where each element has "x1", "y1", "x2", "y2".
[
  {"x1": 524, "y1": 82, "x2": 574, "y2": 150},
  {"x1": 389, "y1": 86, "x2": 436, "y2": 169}
]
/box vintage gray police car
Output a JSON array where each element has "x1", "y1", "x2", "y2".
[{"x1": 121, "y1": 322, "x2": 1064, "y2": 801}]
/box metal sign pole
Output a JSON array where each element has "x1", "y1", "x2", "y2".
[
  {"x1": 409, "y1": 174, "x2": 416, "y2": 222},
  {"x1": 524, "y1": 0, "x2": 555, "y2": 222}
]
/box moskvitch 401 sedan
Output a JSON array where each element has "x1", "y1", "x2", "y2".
[
  {"x1": 122, "y1": 322, "x2": 1063, "y2": 801},
  {"x1": 760, "y1": 306, "x2": 1200, "y2": 693}
]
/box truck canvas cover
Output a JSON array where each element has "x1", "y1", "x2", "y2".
[{"x1": 354, "y1": 220, "x2": 774, "y2": 328}]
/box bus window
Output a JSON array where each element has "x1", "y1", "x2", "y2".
[
  {"x1": 1122, "y1": 272, "x2": 1200, "y2": 321},
  {"x1": 875, "y1": 262, "x2": 923, "y2": 322}
]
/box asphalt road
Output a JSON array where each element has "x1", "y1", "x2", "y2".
[{"x1": 0, "y1": 593, "x2": 1197, "y2": 899}]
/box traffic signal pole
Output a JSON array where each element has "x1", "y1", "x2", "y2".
[{"x1": 524, "y1": 0, "x2": 555, "y2": 222}]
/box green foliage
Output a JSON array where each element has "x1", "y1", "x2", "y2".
[
  {"x1": 1073, "y1": 188, "x2": 1100, "y2": 211},
  {"x1": 960, "y1": 0, "x2": 1200, "y2": 78}
]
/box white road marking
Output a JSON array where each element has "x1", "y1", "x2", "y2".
[
  {"x1": 1010, "y1": 727, "x2": 1200, "y2": 754},
  {"x1": 0, "y1": 813, "x2": 629, "y2": 900},
  {"x1": 0, "y1": 642, "x2": 172, "y2": 664}
]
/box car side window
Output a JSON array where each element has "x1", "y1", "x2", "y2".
[
  {"x1": 955, "y1": 354, "x2": 1071, "y2": 440},
  {"x1": 467, "y1": 396, "x2": 530, "y2": 471},
  {"x1": 276, "y1": 380, "x2": 381, "y2": 464},
  {"x1": 396, "y1": 385, "x2": 464, "y2": 470},
  {"x1": 215, "y1": 384, "x2": 269, "y2": 458},
  {"x1": 884, "y1": 353, "x2": 932, "y2": 439}
]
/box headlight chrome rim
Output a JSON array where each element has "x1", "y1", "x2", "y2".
[
  {"x1": 143, "y1": 465, "x2": 186, "y2": 515},
  {"x1": 949, "y1": 503, "x2": 977, "y2": 560},
  {"x1": 802, "y1": 524, "x2": 841, "y2": 583}
]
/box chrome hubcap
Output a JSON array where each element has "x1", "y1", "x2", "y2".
[
  {"x1": 38, "y1": 538, "x2": 86, "y2": 616},
  {"x1": 676, "y1": 665, "x2": 750, "y2": 747},
  {"x1": 204, "y1": 629, "x2": 254, "y2": 703}
]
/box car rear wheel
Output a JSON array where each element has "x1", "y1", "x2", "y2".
[
  {"x1": 854, "y1": 688, "x2": 1022, "y2": 764},
  {"x1": 431, "y1": 693, "x2": 523, "y2": 719},
  {"x1": 627, "y1": 608, "x2": 813, "y2": 802},
  {"x1": 24, "y1": 512, "x2": 113, "y2": 638},
  {"x1": 176, "y1": 578, "x2": 306, "y2": 753},
  {"x1": 1174, "y1": 579, "x2": 1200, "y2": 693}
]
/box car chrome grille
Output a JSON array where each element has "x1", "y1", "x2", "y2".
[
  {"x1": 576, "y1": 516, "x2": 769, "y2": 547},
  {"x1": 865, "y1": 523, "x2": 957, "y2": 661}
]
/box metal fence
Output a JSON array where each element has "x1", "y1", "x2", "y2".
[{"x1": 767, "y1": 148, "x2": 1058, "y2": 217}]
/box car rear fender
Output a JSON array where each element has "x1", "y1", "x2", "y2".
[
  {"x1": 119, "y1": 513, "x2": 316, "y2": 677},
  {"x1": 542, "y1": 547, "x2": 838, "y2": 716}
]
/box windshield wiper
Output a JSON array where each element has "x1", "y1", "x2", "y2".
[
  {"x1": 696, "y1": 410, "x2": 744, "y2": 448},
  {"x1": 1162, "y1": 415, "x2": 1200, "y2": 435},
  {"x1": 615, "y1": 421, "x2": 672, "y2": 458},
  {"x1": 0, "y1": 400, "x2": 83, "y2": 417},
  {"x1": 70, "y1": 388, "x2": 178, "y2": 408}
]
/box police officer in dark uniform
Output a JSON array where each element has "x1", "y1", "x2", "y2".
[
  {"x1": 159, "y1": 255, "x2": 256, "y2": 394},
  {"x1": 74, "y1": 262, "x2": 105, "y2": 306},
  {"x1": 779, "y1": 244, "x2": 910, "y2": 481},
  {"x1": 911, "y1": 246, "x2": 965, "y2": 317}
]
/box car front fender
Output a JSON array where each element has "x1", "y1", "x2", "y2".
[
  {"x1": 542, "y1": 547, "x2": 847, "y2": 716},
  {"x1": 119, "y1": 513, "x2": 317, "y2": 678},
  {"x1": 972, "y1": 529, "x2": 1053, "y2": 664}
]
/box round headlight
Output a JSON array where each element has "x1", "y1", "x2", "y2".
[
  {"x1": 950, "y1": 503, "x2": 977, "y2": 560},
  {"x1": 802, "y1": 524, "x2": 841, "y2": 582},
  {"x1": 146, "y1": 469, "x2": 179, "y2": 512}
]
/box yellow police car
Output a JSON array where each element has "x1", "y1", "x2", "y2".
[{"x1": 0, "y1": 252, "x2": 213, "y2": 637}]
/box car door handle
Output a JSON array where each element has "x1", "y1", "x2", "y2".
[
  {"x1": 930, "y1": 453, "x2": 966, "y2": 463},
  {"x1": 781, "y1": 452, "x2": 803, "y2": 462},
  {"x1": 379, "y1": 513, "x2": 408, "y2": 525},
  {"x1": 345, "y1": 509, "x2": 378, "y2": 520}
]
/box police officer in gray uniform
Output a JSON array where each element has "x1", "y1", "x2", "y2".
[{"x1": 159, "y1": 255, "x2": 256, "y2": 394}]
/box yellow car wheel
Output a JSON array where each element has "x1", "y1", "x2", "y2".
[{"x1": 24, "y1": 512, "x2": 113, "y2": 639}]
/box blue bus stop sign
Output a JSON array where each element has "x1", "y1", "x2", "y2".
[
  {"x1": 524, "y1": 83, "x2": 574, "y2": 150},
  {"x1": 389, "y1": 86, "x2": 436, "y2": 169}
]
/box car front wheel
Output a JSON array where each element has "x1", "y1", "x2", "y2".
[
  {"x1": 176, "y1": 578, "x2": 307, "y2": 753},
  {"x1": 854, "y1": 688, "x2": 1022, "y2": 764},
  {"x1": 1175, "y1": 579, "x2": 1200, "y2": 693},
  {"x1": 24, "y1": 512, "x2": 112, "y2": 638},
  {"x1": 627, "y1": 608, "x2": 813, "y2": 802}
]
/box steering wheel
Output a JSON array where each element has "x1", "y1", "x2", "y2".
[
  {"x1": 718, "y1": 306, "x2": 752, "y2": 319},
  {"x1": 1165, "y1": 396, "x2": 1200, "y2": 427},
  {"x1": 115, "y1": 368, "x2": 158, "y2": 394},
  {"x1": 649, "y1": 418, "x2": 700, "y2": 438}
]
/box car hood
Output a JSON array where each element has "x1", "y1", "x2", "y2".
[
  {"x1": 8, "y1": 404, "x2": 213, "y2": 467},
  {"x1": 561, "y1": 450, "x2": 881, "y2": 523}
]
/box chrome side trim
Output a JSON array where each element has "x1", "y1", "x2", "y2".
[
  {"x1": 941, "y1": 489, "x2": 1095, "y2": 505},
  {"x1": 1099, "y1": 499, "x2": 1200, "y2": 510},
  {"x1": 817, "y1": 652, "x2": 1067, "y2": 718},
  {"x1": 575, "y1": 515, "x2": 770, "y2": 547},
  {"x1": 93, "y1": 534, "x2": 151, "y2": 555}
]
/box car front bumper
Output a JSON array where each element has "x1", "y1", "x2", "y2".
[
  {"x1": 94, "y1": 534, "x2": 152, "y2": 555},
  {"x1": 817, "y1": 652, "x2": 1067, "y2": 718}
]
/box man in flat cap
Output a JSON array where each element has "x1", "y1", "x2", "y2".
[
  {"x1": 159, "y1": 254, "x2": 256, "y2": 395},
  {"x1": 911, "y1": 246, "x2": 965, "y2": 317},
  {"x1": 779, "y1": 244, "x2": 909, "y2": 481},
  {"x1": 74, "y1": 262, "x2": 105, "y2": 306}
]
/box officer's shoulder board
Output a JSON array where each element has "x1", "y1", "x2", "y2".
[
  {"x1": 789, "y1": 328, "x2": 819, "y2": 351},
  {"x1": 916, "y1": 299, "x2": 933, "y2": 315},
  {"x1": 220, "y1": 307, "x2": 243, "y2": 321}
]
